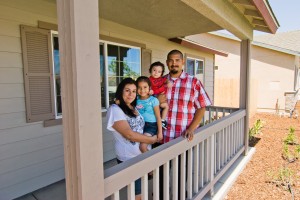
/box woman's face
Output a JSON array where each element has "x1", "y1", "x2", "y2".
[{"x1": 122, "y1": 83, "x2": 137, "y2": 105}]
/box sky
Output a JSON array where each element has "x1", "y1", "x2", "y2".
[{"x1": 264, "y1": 0, "x2": 300, "y2": 33}]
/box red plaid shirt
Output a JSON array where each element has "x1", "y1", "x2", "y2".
[{"x1": 163, "y1": 71, "x2": 212, "y2": 143}]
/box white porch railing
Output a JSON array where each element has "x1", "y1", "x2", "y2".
[{"x1": 104, "y1": 107, "x2": 246, "y2": 199}]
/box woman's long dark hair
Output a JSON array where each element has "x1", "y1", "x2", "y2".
[{"x1": 115, "y1": 78, "x2": 137, "y2": 117}]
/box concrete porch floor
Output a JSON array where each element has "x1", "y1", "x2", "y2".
[{"x1": 14, "y1": 148, "x2": 255, "y2": 200}]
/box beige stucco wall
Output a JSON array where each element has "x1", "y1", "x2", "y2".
[{"x1": 188, "y1": 33, "x2": 297, "y2": 115}]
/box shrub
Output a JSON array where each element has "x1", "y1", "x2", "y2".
[
  {"x1": 283, "y1": 126, "x2": 298, "y2": 145},
  {"x1": 249, "y1": 119, "x2": 263, "y2": 139}
]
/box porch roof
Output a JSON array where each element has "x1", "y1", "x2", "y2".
[
  {"x1": 169, "y1": 37, "x2": 228, "y2": 57},
  {"x1": 99, "y1": 0, "x2": 279, "y2": 40}
]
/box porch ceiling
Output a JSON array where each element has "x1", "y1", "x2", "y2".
[
  {"x1": 99, "y1": 0, "x2": 222, "y2": 39},
  {"x1": 99, "y1": 0, "x2": 279, "y2": 39}
]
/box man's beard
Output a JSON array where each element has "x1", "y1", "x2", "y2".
[{"x1": 170, "y1": 65, "x2": 179, "y2": 74}]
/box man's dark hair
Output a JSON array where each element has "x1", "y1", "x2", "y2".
[
  {"x1": 149, "y1": 61, "x2": 165, "y2": 75},
  {"x1": 115, "y1": 77, "x2": 137, "y2": 117},
  {"x1": 167, "y1": 49, "x2": 183, "y2": 60}
]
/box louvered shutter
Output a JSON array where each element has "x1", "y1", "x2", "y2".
[
  {"x1": 21, "y1": 25, "x2": 55, "y2": 122},
  {"x1": 141, "y1": 48, "x2": 152, "y2": 76}
]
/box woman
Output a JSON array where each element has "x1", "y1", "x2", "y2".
[{"x1": 107, "y1": 78, "x2": 158, "y2": 199}]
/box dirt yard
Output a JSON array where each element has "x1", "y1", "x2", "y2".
[{"x1": 225, "y1": 113, "x2": 300, "y2": 200}]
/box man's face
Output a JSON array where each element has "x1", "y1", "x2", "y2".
[{"x1": 166, "y1": 53, "x2": 184, "y2": 76}]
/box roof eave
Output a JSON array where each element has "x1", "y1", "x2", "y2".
[{"x1": 252, "y1": 0, "x2": 279, "y2": 34}]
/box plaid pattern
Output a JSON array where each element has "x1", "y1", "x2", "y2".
[{"x1": 163, "y1": 71, "x2": 211, "y2": 143}]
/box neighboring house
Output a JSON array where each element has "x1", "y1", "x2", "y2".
[
  {"x1": 0, "y1": 0, "x2": 278, "y2": 199},
  {"x1": 187, "y1": 31, "x2": 300, "y2": 115}
]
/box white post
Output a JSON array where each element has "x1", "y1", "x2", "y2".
[
  {"x1": 56, "y1": 0, "x2": 104, "y2": 199},
  {"x1": 240, "y1": 39, "x2": 251, "y2": 156}
]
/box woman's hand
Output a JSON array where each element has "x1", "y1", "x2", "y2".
[{"x1": 150, "y1": 135, "x2": 158, "y2": 144}]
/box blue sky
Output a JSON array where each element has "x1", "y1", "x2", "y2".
[{"x1": 268, "y1": 0, "x2": 300, "y2": 33}]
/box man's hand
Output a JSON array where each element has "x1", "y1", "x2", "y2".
[
  {"x1": 150, "y1": 135, "x2": 159, "y2": 144},
  {"x1": 183, "y1": 128, "x2": 194, "y2": 141}
]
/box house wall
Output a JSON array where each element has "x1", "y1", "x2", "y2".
[
  {"x1": 188, "y1": 33, "x2": 296, "y2": 115},
  {"x1": 0, "y1": 1, "x2": 215, "y2": 199}
]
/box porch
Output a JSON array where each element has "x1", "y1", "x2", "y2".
[
  {"x1": 16, "y1": 107, "x2": 256, "y2": 200},
  {"x1": 0, "y1": 0, "x2": 280, "y2": 199}
]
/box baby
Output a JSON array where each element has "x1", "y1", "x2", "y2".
[{"x1": 148, "y1": 61, "x2": 172, "y2": 129}]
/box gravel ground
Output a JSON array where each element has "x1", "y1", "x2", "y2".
[{"x1": 225, "y1": 113, "x2": 300, "y2": 200}]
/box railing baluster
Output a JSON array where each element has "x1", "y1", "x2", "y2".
[
  {"x1": 230, "y1": 123, "x2": 233, "y2": 157},
  {"x1": 141, "y1": 174, "x2": 148, "y2": 200},
  {"x1": 172, "y1": 157, "x2": 178, "y2": 200},
  {"x1": 209, "y1": 135, "x2": 215, "y2": 196},
  {"x1": 224, "y1": 126, "x2": 228, "y2": 164},
  {"x1": 180, "y1": 153, "x2": 186, "y2": 200},
  {"x1": 193, "y1": 144, "x2": 199, "y2": 193},
  {"x1": 222, "y1": 128, "x2": 225, "y2": 167},
  {"x1": 233, "y1": 122, "x2": 236, "y2": 154},
  {"x1": 209, "y1": 107, "x2": 212, "y2": 123},
  {"x1": 153, "y1": 167, "x2": 159, "y2": 200},
  {"x1": 240, "y1": 118, "x2": 243, "y2": 148},
  {"x1": 127, "y1": 182, "x2": 135, "y2": 200},
  {"x1": 214, "y1": 132, "x2": 217, "y2": 174},
  {"x1": 217, "y1": 131, "x2": 221, "y2": 172},
  {"x1": 163, "y1": 162, "x2": 170, "y2": 200},
  {"x1": 199, "y1": 142, "x2": 204, "y2": 188},
  {"x1": 187, "y1": 148, "x2": 193, "y2": 199}
]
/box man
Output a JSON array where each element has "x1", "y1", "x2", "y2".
[
  {"x1": 156, "y1": 49, "x2": 212, "y2": 199},
  {"x1": 162, "y1": 49, "x2": 211, "y2": 142}
]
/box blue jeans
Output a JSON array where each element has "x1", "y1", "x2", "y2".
[
  {"x1": 117, "y1": 159, "x2": 141, "y2": 195},
  {"x1": 143, "y1": 122, "x2": 158, "y2": 136}
]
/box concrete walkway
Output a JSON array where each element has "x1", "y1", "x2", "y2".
[{"x1": 15, "y1": 148, "x2": 255, "y2": 200}]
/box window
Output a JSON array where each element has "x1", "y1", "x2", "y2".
[
  {"x1": 21, "y1": 25, "x2": 149, "y2": 123},
  {"x1": 106, "y1": 43, "x2": 141, "y2": 105},
  {"x1": 52, "y1": 34, "x2": 62, "y2": 117},
  {"x1": 185, "y1": 57, "x2": 204, "y2": 83},
  {"x1": 51, "y1": 32, "x2": 141, "y2": 117}
]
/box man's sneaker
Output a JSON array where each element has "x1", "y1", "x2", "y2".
[{"x1": 161, "y1": 120, "x2": 167, "y2": 129}]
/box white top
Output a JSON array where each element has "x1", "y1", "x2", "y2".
[{"x1": 107, "y1": 104, "x2": 145, "y2": 162}]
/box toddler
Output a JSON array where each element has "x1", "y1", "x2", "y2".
[{"x1": 148, "y1": 61, "x2": 172, "y2": 129}]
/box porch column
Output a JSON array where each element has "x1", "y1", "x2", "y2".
[
  {"x1": 240, "y1": 39, "x2": 251, "y2": 156},
  {"x1": 56, "y1": 1, "x2": 104, "y2": 200}
]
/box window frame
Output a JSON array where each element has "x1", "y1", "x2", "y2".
[
  {"x1": 50, "y1": 31, "x2": 62, "y2": 119},
  {"x1": 185, "y1": 54, "x2": 205, "y2": 85},
  {"x1": 101, "y1": 40, "x2": 141, "y2": 110}
]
